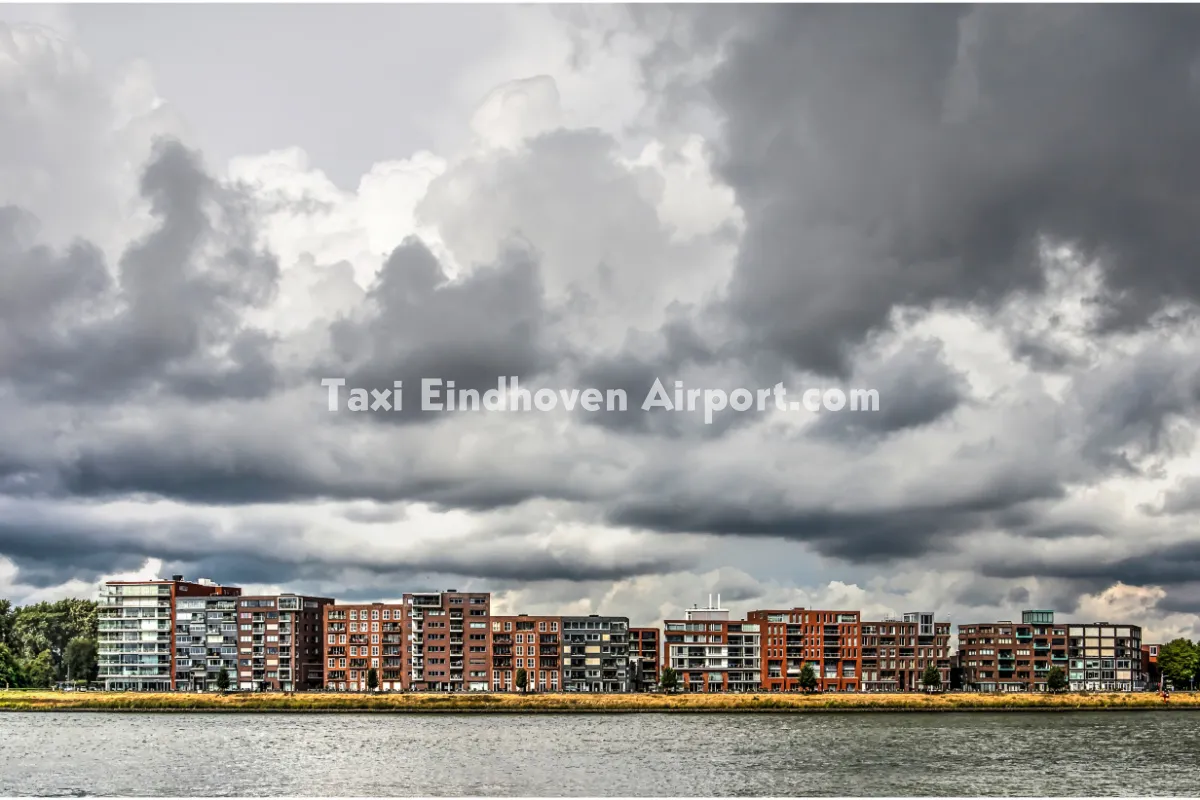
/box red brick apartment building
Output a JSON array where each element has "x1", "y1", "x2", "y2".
[
  {"x1": 491, "y1": 615, "x2": 562, "y2": 691},
  {"x1": 323, "y1": 602, "x2": 405, "y2": 690},
  {"x1": 748, "y1": 607, "x2": 862, "y2": 691},
  {"x1": 100, "y1": 575, "x2": 241, "y2": 691},
  {"x1": 405, "y1": 590, "x2": 491, "y2": 690},
  {"x1": 629, "y1": 627, "x2": 661, "y2": 690},
  {"x1": 957, "y1": 610, "x2": 1068, "y2": 691},
  {"x1": 236, "y1": 594, "x2": 333, "y2": 691},
  {"x1": 860, "y1": 612, "x2": 951, "y2": 691},
  {"x1": 664, "y1": 599, "x2": 762, "y2": 692},
  {"x1": 1143, "y1": 643, "x2": 1162, "y2": 688}
]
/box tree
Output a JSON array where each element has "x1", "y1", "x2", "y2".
[
  {"x1": 24, "y1": 649, "x2": 55, "y2": 688},
  {"x1": 64, "y1": 637, "x2": 97, "y2": 684},
  {"x1": 216, "y1": 667, "x2": 231, "y2": 693},
  {"x1": 1046, "y1": 666, "x2": 1068, "y2": 693},
  {"x1": 0, "y1": 643, "x2": 24, "y2": 688},
  {"x1": 6, "y1": 598, "x2": 98, "y2": 682},
  {"x1": 366, "y1": 668, "x2": 378, "y2": 691},
  {"x1": 921, "y1": 664, "x2": 942, "y2": 692},
  {"x1": 798, "y1": 663, "x2": 818, "y2": 693},
  {"x1": 659, "y1": 666, "x2": 679, "y2": 693},
  {"x1": 1158, "y1": 639, "x2": 1199, "y2": 689},
  {"x1": 0, "y1": 599, "x2": 13, "y2": 647},
  {"x1": 515, "y1": 668, "x2": 528, "y2": 693}
]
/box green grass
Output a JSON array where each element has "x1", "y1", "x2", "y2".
[{"x1": 2, "y1": 690, "x2": 1197, "y2": 713}]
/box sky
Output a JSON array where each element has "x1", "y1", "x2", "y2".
[{"x1": 3, "y1": 4, "x2": 1200, "y2": 643}]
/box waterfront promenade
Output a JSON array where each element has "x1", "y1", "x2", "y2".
[{"x1": 2, "y1": 689, "x2": 1196, "y2": 712}]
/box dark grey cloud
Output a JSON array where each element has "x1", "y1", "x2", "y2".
[
  {"x1": 1074, "y1": 345, "x2": 1200, "y2": 470},
  {"x1": 645, "y1": 5, "x2": 1200, "y2": 377},
  {"x1": 0, "y1": 138, "x2": 280, "y2": 403},
  {"x1": 809, "y1": 339, "x2": 967, "y2": 441},
  {"x1": 1011, "y1": 334, "x2": 1087, "y2": 373},
  {"x1": 1151, "y1": 477, "x2": 1200, "y2": 516},
  {"x1": 981, "y1": 540, "x2": 1200, "y2": 588},
  {"x1": 317, "y1": 235, "x2": 558, "y2": 423},
  {"x1": 0, "y1": 506, "x2": 691, "y2": 589},
  {"x1": 1005, "y1": 586, "x2": 1031, "y2": 605},
  {"x1": 609, "y1": 466, "x2": 1064, "y2": 563},
  {"x1": 39, "y1": 444, "x2": 593, "y2": 510}
]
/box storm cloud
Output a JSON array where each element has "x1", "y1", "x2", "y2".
[{"x1": 2, "y1": 7, "x2": 1200, "y2": 640}]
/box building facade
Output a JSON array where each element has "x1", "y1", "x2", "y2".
[
  {"x1": 665, "y1": 601, "x2": 762, "y2": 692},
  {"x1": 175, "y1": 592, "x2": 241, "y2": 691},
  {"x1": 562, "y1": 615, "x2": 630, "y2": 692},
  {"x1": 98, "y1": 576, "x2": 241, "y2": 691},
  {"x1": 957, "y1": 610, "x2": 1069, "y2": 692},
  {"x1": 629, "y1": 627, "x2": 661, "y2": 691},
  {"x1": 323, "y1": 602, "x2": 406, "y2": 690},
  {"x1": 236, "y1": 594, "x2": 333, "y2": 691},
  {"x1": 748, "y1": 607, "x2": 860, "y2": 692},
  {"x1": 860, "y1": 612, "x2": 952, "y2": 691},
  {"x1": 1068, "y1": 623, "x2": 1146, "y2": 691},
  {"x1": 405, "y1": 590, "x2": 491, "y2": 691},
  {"x1": 491, "y1": 615, "x2": 561, "y2": 691},
  {"x1": 1142, "y1": 643, "x2": 1162, "y2": 689}
]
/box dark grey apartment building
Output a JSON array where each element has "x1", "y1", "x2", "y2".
[
  {"x1": 1068, "y1": 622, "x2": 1146, "y2": 691},
  {"x1": 175, "y1": 589, "x2": 242, "y2": 690},
  {"x1": 562, "y1": 615, "x2": 629, "y2": 692}
]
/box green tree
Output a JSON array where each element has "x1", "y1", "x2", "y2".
[
  {"x1": 659, "y1": 666, "x2": 679, "y2": 693},
  {"x1": 0, "y1": 599, "x2": 13, "y2": 647},
  {"x1": 921, "y1": 664, "x2": 942, "y2": 692},
  {"x1": 24, "y1": 649, "x2": 55, "y2": 688},
  {"x1": 216, "y1": 667, "x2": 231, "y2": 693},
  {"x1": 515, "y1": 667, "x2": 528, "y2": 693},
  {"x1": 64, "y1": 637, "x2": 97, "y2": 684},
  {"x1": 1046, "y1": 666, "x2": 1068, "y2": 692},
  {"x1": 1158, "y1": 638, "x2": 1199, "y2": 689},
  {"x1": 798, "y1": 663, "x2": 818, "y2": 693},
  {"x1": 8, "y1": 598, "x2": 98, "y2": 681},
  {"x1": 366, "y1": 668, "x2": 378, "y2": 691},
  {"x1": 0, "y1": 643, "x2": 25, "y2": 688}
]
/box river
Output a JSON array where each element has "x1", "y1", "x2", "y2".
[{"x1": 1, "y1": 711, "x2": 1197, "y2": 796}]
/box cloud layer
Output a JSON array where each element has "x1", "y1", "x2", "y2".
[{"x1": 2, "y1": 7, "x2": 1200, "y2": 642}]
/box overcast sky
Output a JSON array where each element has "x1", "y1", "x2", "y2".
[{"x1": 3, "y1": 4, "x2": 1200, "y2": 643}]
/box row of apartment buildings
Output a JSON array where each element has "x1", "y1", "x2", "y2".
[{"x1": 97, "y1": 577, "x2": 1156, "y2": 693}]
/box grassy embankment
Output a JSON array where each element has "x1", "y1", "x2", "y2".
[{"x1": 2, "y1": 689, "x2": 1197, "y2": 712}]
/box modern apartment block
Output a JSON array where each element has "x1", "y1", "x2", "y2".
[
  {"x1": 562, "y1": 615, "x2": 630, "y2": 692},
  {"x1": 1068, "y1": 622, "x2": 1146, "y2": 691},
  {"x1": 666, "y1": 599, "x2": 762, "y2": 692},
  {"x1": 491, "y1": 615, "x2": 562, "y2": 691},
  {"x1": 748, "y1": 607, "x2": 860, "y2": 691},
  {"x1": 98, "y1": 575, "x2": 241, "y2": 691},
  {"x1": 323, "y1": 602, "x2": 406, "y2": 690},
  {"x1": 860, "y1": 612, "x2": 952, "y2": 692},
  {"x1": 236, "y1": 594, "x2": 333, "y2": 691},
  {"x1": 629, "y1": 627, "x2": 661, "y2": 691},
  {"x1": 957, "y1": 610, "x2": 1069, "y2": 692},
  {"x1": 405, "y1": 590, "x2": 491, "y2": 691},
  {"x1": 174, "y1": 591, "x2": 241, "y2": 691}
]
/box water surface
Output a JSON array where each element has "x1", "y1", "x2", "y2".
[{"x1": 1, "y1": 711, "x2": 1197, "y2": 796}]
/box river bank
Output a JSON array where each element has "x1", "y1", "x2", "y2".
[{"x1": 2, "y1": 689, "x2": 1196, "y2": 712}]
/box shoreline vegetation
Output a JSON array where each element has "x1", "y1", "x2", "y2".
[{"x1": 2, "y1": 690, "x2": 1198, "y2": 713}]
